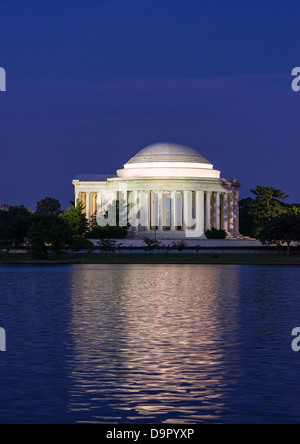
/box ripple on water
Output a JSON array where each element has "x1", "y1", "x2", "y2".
[{"x1": 0, "y1": 264, "x2": 300, "y2": 423}]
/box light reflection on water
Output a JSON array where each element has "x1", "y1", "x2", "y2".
[{"x1": 1, "y1": 264, "x2": 300, "y2": 423}]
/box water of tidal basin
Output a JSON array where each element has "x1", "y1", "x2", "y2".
[{"x1": 1, "y1": 264, "x2": 300, "y2": 424}]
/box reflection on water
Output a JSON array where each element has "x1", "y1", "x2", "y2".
[
  {"x1": 1, "y1": 264, "x2": 300, "y2": 423},
  {"x1": 69, "y1": 265, "x2": 241, "y2": 423}
]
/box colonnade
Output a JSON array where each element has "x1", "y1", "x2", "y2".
[{"x1": 76, "y1": 189, "x2": 240, "y2": 237}]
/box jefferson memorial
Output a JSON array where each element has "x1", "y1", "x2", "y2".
[{"x1": 73, "y1": 143, "x2": 241, "y2": 238}]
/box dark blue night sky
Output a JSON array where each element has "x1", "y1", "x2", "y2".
[{"x1": 1, "y1": 0, "x2": 300, "y2": 210}]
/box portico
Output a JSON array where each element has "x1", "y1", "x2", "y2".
[{"x1": 73, "y1": 143, "x2": 241, "y2": 238}]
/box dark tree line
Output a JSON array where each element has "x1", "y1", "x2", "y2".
[
  {"x1": 239, "y1": 186, "x2": 300, "y2": 254},
  {"x1": 0, "y1": 198, "x2": 90, "y2": 259},
  {"x1": 0, "y1": 197, "x2": 129, "y2": 259},
  {"x1": 1, "y1": 188, "x2": 300, "y2": 258}
]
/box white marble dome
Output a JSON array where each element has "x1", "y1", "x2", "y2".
[
  {"x1": 127, "y1": 142, "x2": 211, "y2": 165},
  {"x1": 117, "y1": 142, "x2": 220, "y2": 178}
]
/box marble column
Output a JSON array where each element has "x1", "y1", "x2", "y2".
[
  {"x1": 215, "y1": 192, "x2": 220, "y2": 229},
  {"x1": 228, "y1": 193, "x2": 234, "y2": 233},
  {"x1": 223, "y1": 193, "x2": 229, "y2": 232},
  {"x1": 118, "y1": 185, "x2": 128, "y2": 227},
  {"x1": 130, "y1": 191, "x2": 139, "y2": 230},
  {"x1": 233, "y1": 192, "x2": 240, "y2": 235},
  {"x1": 108, "y1": 191, "x2": 118, "y2": 226},
  {"x1": 95, "y1": 192, "x2": 101, "y2": 225},
  {"x1": 170, "y1": 191, "x2": 177, "y2": 232},
  {"x1": 157, "y1": 192, "x2": 164, "y2": 232},
  {"x1": 96, "y1": 191, "x2": 109, "y2": 227},
  {"x1": 182, "y1": 191, "x2": 188, "y2": 233},
  {"x1": 139, "y1": 191, "x2": 150, "y2": 230},
  {"x1": 86, "y1": 192, "x2": 91, "y2": 221},
  {"x1": 162, "y1": 193, "x2": 167, "y2": 228},
  {"x1": 195, "y1": 190, "x2": 205, "y2": 235},
  {"x1": 183, "y1": 191, "x2": 195, "y2": 236},
  {"x1": 146, "y1": 191, "x2": 151, "y2": 231},
  {"x1": 150, "y1": 192, "x2": 156, "y2": 229},
  {"x1": 93, "y1": 193, "x2": 97, "y2": 218},
  {"x1": 164, "y1": 194, "x2": 171, "y2": 229},
  {"x1": 179, "y1": 193, "x2": 183, "y2": 230},
  {"x1": 96, "y1": 192, "x2": 101, "y2": 211},
  {"x1": 205, "y1": 192, "x2": 211, "y2": 230}
]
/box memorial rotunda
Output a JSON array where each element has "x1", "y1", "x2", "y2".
[{"x1": 73, "y1": 143, "x2": 241, "y2": 238}]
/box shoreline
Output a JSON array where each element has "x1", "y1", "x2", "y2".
[{"x1": 1, "y1": 254, "x2": 300, "y2": 266}]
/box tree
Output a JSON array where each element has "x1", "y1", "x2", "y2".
[
  {"x1": 47, "y1": 218, "x2": 72, "y2": 258},
  {"x1": 171, "y1": 240, "x2": 187, "y2": 255},
  {"x1": 28, "y1": 227, "x2": 48, "y2": 259},
  {"x1": 108, "y1": 240, "x2": 122, "y2": 258},
  {"x1": 61, "y1": 201, "x2": 89, "y2": 237},
  {"x1": 259, "y1": 211, "x2": 300, "y2": 255},
  {"x1": 36, "y1": 197, "x2": 62, "y2": 216},
  {"x1": 239, "y1": 197, "x2": 254, "y2": 236},
  {"x1": 70, "y1": 237, "x2": 95, "y2": 258},
  {"x1": 97, "y1": 239, "x2": 122, "y2": 258},
  {"x1": 27, "y1": 219, "x2": 48, "y2": 259},
  {"x1": 250, "y1": 186, "x2": 289, "y2": 238},
  {"x1": 0, "y1": 206, "x2": 33, "y2": 253},
  {"x1": 28, "y1": 214, "x2": 72, "y2": 259},
  {"x1": 142, "y1": 237, "x2": 160, "y2": 257}
]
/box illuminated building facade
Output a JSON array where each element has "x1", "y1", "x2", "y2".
[{"x1": 73, "y1": 143, "x2": 241, "y2": 238}]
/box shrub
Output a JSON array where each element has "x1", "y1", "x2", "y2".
[
  {"x1": 171, "y1": 240, "x2": 187, "y2": 254},
  {"x1": 142, "y1": 237, "x2": 161, "y2": 256},
  {"x1": 205, "y1": 228, "x2": 227, "y2": 239},
  {"x1": 97, "y1": 239, "x2": 123, "y2": 257}
]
